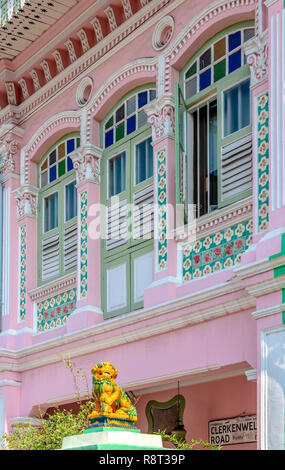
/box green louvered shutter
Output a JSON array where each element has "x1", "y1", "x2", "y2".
[{"x1": 175, "y1": 82, "x2": 188, "y2": 226}]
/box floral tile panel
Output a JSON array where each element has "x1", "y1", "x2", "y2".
[
  {"x1": 37, "y1": 288, "x2": 76, "y2": 333},
  {"x1": 182, "y1": 220, "x2": 253, "y2": 282},
  {"x1": 19, "y1": 224, "x2": 27, "y2": 322},
  {"x1": 257, "y1": 93, "x2": 269, "y2": 232},
  {"x1": 80, "y1": 191, "x2": 88, "y2": 298},
  {"x1": 157, "y1": 148, "x2": 168, "y2": 271}
]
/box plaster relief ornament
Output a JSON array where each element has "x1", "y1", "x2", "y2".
[
  {"x1": 88, "y1": 362, "x2": 138, "y2": 423},
  {"x1": 0, "y1": 138, "x2": 18, "y2": 175},
  {"x1": 71, "y1": 144, "x2": 101, "y2": 185},
  {"x1": 243, "y1": 30, "x2": 268, "y2": 86}
]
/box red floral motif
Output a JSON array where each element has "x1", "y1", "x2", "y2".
[
  {"x1": 214, "y1": 248, "x2": 221, "y2": 257},
  {"x1": 235, "y1": 239, "x2": 243, "y2": 250},
  {"x1": 56, "y1": 307, "x2": 61, "y2": 315},
  {"x1": 225, "y1": 245, "x2": 233, "y2": 255},
  {"x1": 204, "y1": 253, "x2": 212, "y2": 263},
  {"x1": 44, "y1": 311, "x2": 48, "y2": 319},
  {"x1": 50, "y1": 311, "x2": 55, "y2": 319},
  {"x1": 69, "y1": 302, "x2": 74, "y2": 310},
  {"x1": 63, "y1": 306, "x2": 68, "y2": 314},
  {"x1": 193, "y1": 255, "x2": 200, "y2": 264}
]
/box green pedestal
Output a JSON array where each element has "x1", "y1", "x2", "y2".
[{"x1": 61, "y1": 417, "x2": 164, "y2": 450}]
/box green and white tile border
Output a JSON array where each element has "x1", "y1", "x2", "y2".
[
  {"x1": 19, "y1": 224, "x2": 27, "y2": 322},
  {"x1": 182, "y1": 219, "x2": 253, "y2": 283},
  {"x1": 36, "y1": 288, "x2": 77, "y2": 333},
  {"x1": 156, "y1": 148, "x2": 168, "y2": 271},
  {"x1": 257, "y1": 92, "x2": 270, "y2": 232},
  {"x1": 79, "y1": 190, "x2": 88, "y2": 298}
]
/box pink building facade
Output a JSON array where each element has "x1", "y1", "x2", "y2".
[{"x1": 0, "y1": 0, "x2": 284, "y2": 450}]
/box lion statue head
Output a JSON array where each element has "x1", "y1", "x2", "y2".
[{"x1": 91, "y1": 361, "x2": 118, "y2": 383}]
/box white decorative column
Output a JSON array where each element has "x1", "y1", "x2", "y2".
[
  {"x1": 68, "y1": 144, "x2": 103, "y2": 332},
  {"x1": 144, "y1": 94, "x2": 178, "y2": 306},
  {"x1": 13, "y1": 185, "x2": 38, "y2": 338}
]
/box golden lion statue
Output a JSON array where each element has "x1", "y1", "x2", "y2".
[{"x1": 88, "y1": 361, "x2": 137, "y2": 422}]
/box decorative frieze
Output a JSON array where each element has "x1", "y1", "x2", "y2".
[
  {"x1": 121, "y1": 0, "x2": 133, "y2": 20},
  {"x1": 0, "y1": 1, "x2": 167, "y2": 128},
  {"x1": 30, "y1": 70, "x2": 41, "y2": 91},
  {"x1": 104, "y1": 6, "x2": 117, "y2": 32},
  {"x1": 36, "y1": 288, "x2": 77, "y2": 333},
  {"x1": 91, "y1": 17, "x2": 104, "y2": 42},
  {"x1": 156, "y1": 148, "x2": 168, "y2": 271},
  {"x1": 14, "y1": 185, "x2": 39, "y2": 220},
  {"x1": 71, "y1": 144, "x2": 102, "y2": 186},
  {"x1": 40, "y1": 60, "x2": 53, "y2": 82},
  {"x1": 64, "y1": 39, "x2": 77, "y2": 63},
  {"x1": 144, "y1": 94, "x2": 175, "y2": 143},
  {"x1": 18, "y1": 78, "x2": 29, "y2": 100},
  {"x1": 5, "y1": 82, "x2": 17, "y2": 105},
  {"x1": 243, "y1": 30, "x2": 269, "y2": 86},
  {"x1": 77, "y1": 29, "x2": 91, "y2": 54},
  {"x1": 257, "y1": 92, "x2": 269, "y2": 232},
  {"x1": 52, "y1": 50, "x2": 65, "y2": 73},
  {"x1": 182, "y1": 220, "x2": 253, "y2": 283}
]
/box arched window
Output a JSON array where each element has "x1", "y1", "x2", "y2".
[
  {"x1": 38, "y1": 134, "x2": 80, "y2": 283},
  {"x1": 101, "y1": 85, "x2": 156, "y2": 319},
  {"x1": 176, "y1": 23, "x2": 254, "y2": 221}
]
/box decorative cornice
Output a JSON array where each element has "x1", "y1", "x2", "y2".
[
  {"x1": 0, "y1": 380, "x2": 21, "y2": 388},
  {"x1": 175, "y1": 197, "x2": 253, "y2": 242},
  {"x1": 71, "y1": 144, "x2": 102, "y2": 186},
  {"x1": 243, "y1": 30, "x2": 269, "y2": 87},
  {"x1": 13, "y1": 185, "x2": 39, "y2": 220},
  {"x1": 264, "y1": 0, "x2": 279, "y2": 7},
  {"x1": 245, "y1": 369, "x2": 257, "y2": 381},
  {"x1": 0, "y1": 290, "x2": 255, "y2": 373},
  {"x1": 252, "y1": 303, "x2": 285, "y2": 320},
  {"x1": 244, "y1": 274, "x2": 285, "y2": 297},
  {"x1": 144, "y1": 93, "x2": 175, "y2": 143},
  {"x1": 0, "y1": 0, "x2": 171, "y2": 128},
  {"x1": 28, "y1": 272, "x2": 77, "y2": 303},
  {"x1": 5, "y1": 82, "x2": 17, "y2": 106},
  {"x1": 18, "y1": 78, "x2": 29, "y2": 100}
]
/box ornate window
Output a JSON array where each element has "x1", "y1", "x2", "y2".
[
  {"x1": 38, "y1": 134, "x2": 80, "y2": 283},
  {"x1": 101, "y1": 86, "x2": 156, "y2": 319},
  {"x1": 177, "y1": 23, "x2": 254, "y2": 222},
  {"x1": 104, "y1": 89, "x2": 156, "y2": 148}
]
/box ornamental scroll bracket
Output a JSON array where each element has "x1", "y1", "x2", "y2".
[
  {"x1": 71, "y1": 144, "x2": 102, "y2": 186},
  {"x1": 144, "y1": 94, "x2": 175, "y2": 143},
  {"x1": 243, "y1": 29, "x2": 269, "y2": 87}
]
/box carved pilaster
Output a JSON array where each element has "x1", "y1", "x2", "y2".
[
  {"x1": 144, "y1": 94, "x2": 175, "y2": 143},
  {"x1": 71, "y1": 144, "x2": 102, "y2": 186},
  {"x1": 243, "y1": 30, "x2": 269, "y2": 87},
  {"x1": 14, "y1": 185, "x2": 39, "y2": 220}
]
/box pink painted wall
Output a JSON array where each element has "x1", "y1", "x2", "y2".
[{"x1": 134, "y1": 375, "x2": 257, "y2": 450}]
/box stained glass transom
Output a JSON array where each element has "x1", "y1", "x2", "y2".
[
  {"x1": 184, "y1": 28, "x2": 254, "y2": 99},
  {"x1": 104, "y1": 89, "x2": 156, "y2": 148},
  {"x1": 40, "y1": 136, "x2": 80, "y2": 188}
]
